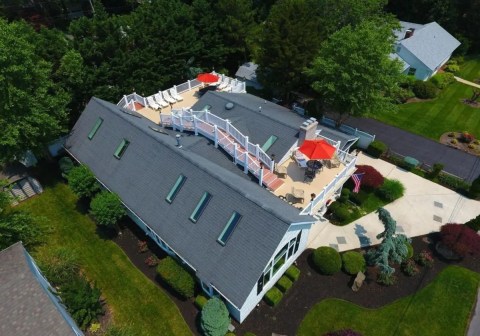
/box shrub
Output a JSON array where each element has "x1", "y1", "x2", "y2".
[
  {"x1": 156, "y1": 256, "x2": 195, "y2": 299},
  {"x1": 329, "y1": 201, "x2": 351, "y2": 223},
  {"x1": 470, "y1": 175, "x2": 480, "y2": 199},
  {"x1": 440, "y1": 223, "x2": 480, "y2": 257},
  {"x1": 137, "y1": 240, "x2": 148, "y2": 253},
  {"x1": 39, "y1": 247, "x2": 80, "y2": 286},
  {"x1": 354, "y1": 165, "x2": 384, "y2": 189},
  {"x1": 276, "y1": 275, "x2": 293, "y2": 293},
  {"x1": 341, "y1": 251, "x2": 366, "y2": 275},
  {"x1": 59, "y1": 157, "x2": 74, "y2": 177},
  {"x1": 413, "y1": 80, "x2": 437, "y2": 99},
  {"x1": 403, "y1": 156, "x2": 419, "y2": 171},
  {"x1": 405, "y1": 242, "x2": 414, "y2": 259},
  {"x1": 437, "y1": 173, "x2": 470, "y2": 192},
  {"x1": 465, "y1": 214, "x2": 480, "y2": 232},
  {"x1": 451, "y1": 138, "x2": 458, "y2": 145},
  {"x1": 394, "y1": 87, "x2": 415, "y2": 103},
  {"x1": 67, "y1": 165, "x2": 100, "y2": 198},
  {"x1": 349, "y1": 190, "x2": 368, "y2": 206},
  {"x1": 89, "y1": 323, "x2": 101, "y2": 334},
  {"x1": 431, "y1": 72, "x2": 455, "y2": 89},
  {"x1": 377, "y1": 272, "x2": 397, "y2": 286},
  {"x1": 144, "y1": 255, "x2": 159, "y2": 267},
  {"x1": 285, "y1": 265, "x2": 301, "y2": 282},
  {"x1": 366, "y1": 140, "x2": 387, "y2": 158},
  {"x1": 89, "y1": 191, "x2": 126, "y2": 227},
  {"x1": 377, "y1": 179, "x2": 405, "y2": 201},
  {"x1": 415, "y1": 250, "x2": 434, "y2": 268},
  {"x1": 429, "y1": 163, "x2": 444, "y2": 179},
  {"x1": 401, "y1": 259, "x2": 419, "y2": 276},
  {"x1": 461, "y1": 131, "x2": 475, "y2": 143},
  {"x1": 312, "y1": 246, "x2": 342, "y2": 275},
  {"x1": 200, "y1": 297, "x2": 230, "y2": 336},
  {"x1": 444, "y1": 63, "x2": 460, "y2": 74},
  {"x1": 324, "y1": 330, "x2": 363, "y2": 336},
  {"x1": 194, "y1": 294, "x2": 209, "y2": 310},
  {"x1": 338, "y1": 188, "x2": 351, "y2": 203},
  {"x1": 264, "y1": 287, "x2": 283, "y2": 306}
]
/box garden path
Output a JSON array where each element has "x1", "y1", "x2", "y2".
[
  {"x1": 468, "y1": 288, "x2": 480, "y2": 336},
  {"x1": 307, "y1": 153, "x2": 480, "y2": 252},
  {"x1": 455, "y1": 76, "x2": 480, "y2": 89}
]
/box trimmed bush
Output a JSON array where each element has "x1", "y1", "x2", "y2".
[
  {"x1": 67, "y1": 165, "x2": 100, "y2": 198},
  {"x1": 401, "y1": 259, "x2": 419, "y2": 276},
  {"x1": 341, "y1": 251, "x2": 366, "y2": 275},
  {"x1": 329, "y1": 201, "x2": 351, "y2": 223},
  {"x1": 444, "y1": 63, "x2": 460, "y2": 74},
  {"x1": 89, "y1": 191, "x2": 126, "y2": 227},
  {"x1": 405, "y1": 242, "x2": 414, "y2": 259},
  {"x1": 264, "y1": 287, "x2": 283, "y2": 306},
  {"x1": 276, "y1": 275, "x2": 293, "y2": 293},
  {"x1": 194, "y1": 294, "x2": 208, "y2": 310},
  {"x1": 338, "y1": 188, "x2": 351, "y2": 203},
  {"x1": 349, "y1": 190, "x2": 368, "y2": 206},
  {"x1": 415, "y1": 250, "x2": 434, "y2": 268},
  {"x1": 366, "y1": 140, "x2": 387, "y2": 158},
  {"x1": 431, "y1": 72, "x2": 455, "y2": 89},
  {"x1": 429, "y1": 163, "x2": 444, "y2": 179},
  {"x1": 354, "y1": 165, "x2": 384, "y2": 189},
  {"x1": 377, "y1": 179, "x2": 405, "y2": 201},
  {"x1": 465, "y1": 214, "x2": 480, "y2": 232},
  {"x1": 285, "y1": 265, "x2": 301, "y2": 282},
  {"x1": 440, "y1": 223, "x2": 480, "y2": 257},
  {"x1": 413, "y1": 80, "x2": 437, "y2": 99},
  {"x1": 312, "y1": 246, "x2": 342, "y2": 275},
  {"x1": 437, "y1": 173, "x2": 470, "y2": 192},
  {"x1": 200, "y1": 297, "x2": 230, "y2": 336},
  {"x1": 156, "y1": 256, "x2": 195, "y2": 299}
]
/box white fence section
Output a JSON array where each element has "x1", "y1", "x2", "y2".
[
  {"x1": 320, "y1": 116, "x2": 375, "y2": 149},
  {"x1": 117, "y1": 93, "x2": 147, "y2": 111}
]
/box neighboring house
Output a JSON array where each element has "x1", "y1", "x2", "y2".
[
  {"x1": 235, "y1": 62, "x2": 263, "y2": 89},
  {"x1": 0, "y1": 162, "x2": 43, "y2": 206},
  {"x1": 65, "y1": 87, "x2": 357, "y2": 322},
  {"x1": 0, "y1": 242, "x2": 83, "y2": 336},
  {"x1": 393, "y1": 21, "x2": 460, "y2": 80}
]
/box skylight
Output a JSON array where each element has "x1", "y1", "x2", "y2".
[
  {"x1": 217, "y1": 212, "x2": 242, "y2": 246},
  {"x1": 189, "y1": 192, "x2": 212, "y2": 223},
  {"x1": 114, "y1": 139, "x2": 130, "y2": 159},
  {"x1": 261, "y1": 135, "x2": 278, "y2": 152},
  {"x1": 166, "y1": 175, "x2": 187, "y2": 204},
  {"x1": 88, "y1": 118, "x2": 103, "y2": 140}
]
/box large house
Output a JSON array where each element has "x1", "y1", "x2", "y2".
[
  {"x1": 65, "y1": 77, "x2": 357, "y2": 322},
  {"x1": 0, "y1": 242, "x2": 83, "y2": 336},
  {"x1": 393, "y1": 21, "x2": 461, "y2": 80}
]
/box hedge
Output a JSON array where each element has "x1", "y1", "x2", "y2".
[
  {"x1": 264, "y1": 287, "x2": 283, "y2": 306},
  {"x1": 285, "y1": 265, "x2": 301, "y2": 282},
  {"x1": 276, "y1": 276, "x2": 293, "y2": 293},
  {"x1": 413, "y1": 80, "x2": 437, "y2": 99},
  {"x1": 341, "y1": 251, "x2": 366, "y2": 275},
  {"x1": 377, "y1": 179, "x2": 405, "y2": 201},
  {"x1": 431, "y1": 72, "x2": 455, "y2": 89},
  {"x1": 194, "y1": 294, "x2": 208, "y2": 310},
  {"x1": 156, "y1": 257, "x2": 195, "y2": 299},
  {"x1": 312, "y1": 246, "x2": 342, "y2": 275},
  {"x1": 329, "y1": 201, "x2": 352, "y2": 223},
  {"x1": 366, "y1": 140, "x2": 387, "y2": 158}
]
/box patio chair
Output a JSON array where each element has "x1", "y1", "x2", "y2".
[
  {"x1": 218, "y1": 77, "x2": 230, "y2": 90},
  {"x1": 328, "y1": 155, "x2": 341, "y2": 169},
  {"x1": 146, "y1": 96, "x2": 160, "y2": 110},
  {"x1": 275, "y1": 165, "x2": 287, "y2": 178},
  {"x1": 291, "y1": 187, "x2": 305, "y2": 203},
  {"x1": 162, "y1": 90, "x2": 177, "y2": 104},
  {"x1": 304, "y1": 168, "x2": 316, "y2": 183},
  {"x1": 292, "y1": 150, "x2": 307, "y2": 168},
  {"x1": 154, "y1": 93, "x2": 169, "y2": 108},
  {"x1": 169, "y1": 88, "x2": 183, "y2": 102}
]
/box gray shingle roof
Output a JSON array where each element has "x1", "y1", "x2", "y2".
[
  {"x1": 0, "y1": 242, "x2": 79, "y2": 336},
  {"x1": 66, "y1": 98, "x2": 313, "y2": 307},
  {"x1": 235, "y1": 62, "x2": 259, "y2": 81},
  {"x1": 396, "y1": 21, "x2": 460, "y2": 71},
  {"x1": 192, "y1": 92, "x2": 307, "y2": 158}
]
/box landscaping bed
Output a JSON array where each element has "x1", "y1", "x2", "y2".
[{"x1": 439, "y1": 131, "x2": 480, "y2": 156}]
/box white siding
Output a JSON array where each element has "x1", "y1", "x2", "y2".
[{"x1": 397, "y1": 46, "x2": 433, "y2": 80}]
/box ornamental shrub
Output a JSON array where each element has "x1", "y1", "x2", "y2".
[
  {"x1": 195, "y1": 294, "x2": 209, "y2": 309},
  {"x1": 276, "y1": 275, "x2": 293, "y2": 293},
  {"x1": 156, "y1": 256, "x2": 195, "y2": 299},
  {"x1": 285, "y1": 265, "x2": 301, "y2": 282},
  {"x1": 324, "y1": 330, "x2": 363, "y2": 336},
  {"x1": 264, "y1": 287, "x2": 283, "y2": 306},
  {"x1": 329, "y1": 202, "x2": 351, "y2": 223},
  {"x1": 431, "y1": 72, "x2": 455, "y2": 89},
  {"x1": 354, "y1": 165, "x2": 384, "y2": 189},
  {"x1": 377, "y1": 272, "x2": 397, "y2": 286},
  {"x1": 377, "y1": 179, "x2": 405, "y2": 201},
  {"x1": 338, "y1": 188, "x2": 351, "y2": 203},
  {"x1": 413, "y1": 80, "x2": 437, "y2": 99},
  {"x1": 465, "y1": 214, "x2": 480, "y2": 232},
  {"x1": 415, "y1": 250, "x2": 434, "y2": 268},
  {"x1": 341, "y1": 251, "x2": 366, "y2": 275},
  {"x1": 401, "y1": 259, "x2": 419, "y2": 276},
  {"x1": 366, "y1": 140, "x2": 387, "y2": 158},
  {"x1": 67, "y1": 165, "x2": 100, "y2": 198},
  {"x1": 461, "y1": 131, "x2": 475, "y2": 143},
  {"x1": 89, "y1": 191, "x2": 126, "y2": 227},
  {"x1": 444, "y1": 63, "x2": 460, "y2": 74},
  {"x1": 200, "y1": 297, "x2": 230, "y2": 336},
  {"x1": 312, "y1": 246, "x2": 342, "y2": 275},
  {"x1": 429, "y1": 163, "x2": 444, "y2": 179},
  {"x1": 349, "y1": 190, "x2": 368, "y2": 206},
  {"x1": 405, "y1": 242, "x2": 414, "y2": 259},
  {"x1": 440, "y1": 223, "x2": 480, "y2": 257}
]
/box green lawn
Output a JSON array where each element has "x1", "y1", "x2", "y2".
[
  {"x1": 458, "y1": 55, "x2": 480, "y2": 81},
  {"x1": 19, "y1": 183, "x2": 192, "y2": 336},
  {"x1": 374, "y1": 57, "x2": 480, "y2": 140},
  {"x1": 297, "y1": 266, "x2": 480, "y2": 336}
]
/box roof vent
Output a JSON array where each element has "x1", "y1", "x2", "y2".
[{"x1": 225, "y1": 102, "x2": 234, "y2": 110}]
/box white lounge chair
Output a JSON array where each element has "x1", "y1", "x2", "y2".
[
  {"x1": 154, "y1": 93, "x2": 169, "y2": 108},
  {"x1": 293, "y1": 150, "x2": 308, "y2": 168},
  {"x1": 170, "y1": 88, "x2": 183, "y2": 102},
  {"x1": 218, "y1": 77, "x2": 230, "y2": 90},
  {"x1": 146, "y1": 96, "x2": 161, "y2": 110},
  {"x1": 162, "y1": 90, "x2": 177, "y2": 104}
]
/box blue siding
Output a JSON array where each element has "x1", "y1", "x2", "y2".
[{"x1": 396, "y1": 46, "x2": 433, "y2": 80}]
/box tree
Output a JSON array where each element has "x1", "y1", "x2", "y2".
[
  {"x1": 89, "y1": 191, "x2": 126, "y2": 227},
  {"x1": 200, "y1": 297, "x2": 230, "y2": 336},
  {"x1": 305, "y1": 19, "x2": 403, "y2": 125},
  {"x1": 354, "y1": 165, "x2": 385, "y2": 189},
  {"x1": 67, "y1": 165, "x2": 100, "y2": 198},
  {"x1": 0, "y1": 19, "x2": 69, "y2": 163},
  {"x1": 0, "y1": 211, "x2": 45, "y2": 250},
  {"x1": 440, "y1": 223, "x2": 480, "y2": 257}
]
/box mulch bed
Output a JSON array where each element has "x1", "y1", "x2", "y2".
[
  {"x1": 439, "y1": 132, "x2": 480, "y2": 156},
  {"x1": 111, "y1": 218, "x2": 480, "y2": 336}
]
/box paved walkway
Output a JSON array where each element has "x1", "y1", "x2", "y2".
[
  {"x1": 346, "y1": 117, "x2": 480, "y2": 182},
  {"x1": 307, "y1": 153, "x2": 480, "y2": 251},
  {"x1": 468, "y1": 289, "x2": 480, "y2": 336},
  {"x1": 455, "y1": 76, "x2": 480, "y2": 89}
]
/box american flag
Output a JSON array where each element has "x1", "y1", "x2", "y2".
[{"x1": 351, "y1": 173, "x2": 365, "y2": 193}]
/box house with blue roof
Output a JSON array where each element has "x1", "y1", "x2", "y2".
[{"x1": 393, "y1": 21, "x2": 460, "y2": 80}]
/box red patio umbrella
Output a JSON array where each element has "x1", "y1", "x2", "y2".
[
  {"x1": 197, "y1": 73, "x2": 219, "y2": 83},
  {"x1": 298, "y1": 139, "x2": 336, "y2": 160}
]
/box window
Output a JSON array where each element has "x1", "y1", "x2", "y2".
[
  {"x1": 287, "y1": 238, "x2": 296, "y2": 258},
  {"x1": 88, "y1": 118, "x2": 103, "y2": 140},
  {"x1": 166, "y1": 175, "x2": 187, "y2": 203},
  {"x1": 217, "y1": 212, "x2": 242, "y2": 246},
  {"x1": 114, "y1": 139, "x2": 130, "y2": 159},
  {"x1": 190, "y1": 192, "x2": 212, "y2": 222},
  {"x1": 272, "y1": 243, "x2": 288, "y2": 275},
  {"x1": 294, "y1": 230, "x2": 302, "y2": 254},
  {"x1": 261, "y1": 135, "x2": 278, "y2": 152},
  {"x1": 408, "y1": 67, "x2": 417, "y2": 76}
]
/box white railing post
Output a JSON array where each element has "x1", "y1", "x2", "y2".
[
  {"x1": 255, "y1": 144, "x2": 260, "y2": 160},
  {"x1": 225, "y1": 119, "x2": 230, "y2": 134},
  {"x1": 193, "y1": 116, "x2": 198, "y2": 136},
  {"x1": 270, "y1": 159, "x2": 275, "y2": 172},
  {"x1": 214, "y1": 125, "x2": 219, "y2": 148},
  {"x1": 206, "y1": 111, "x2": 210, "y2": 124},
  {"x1": 259, "y1": 168, "x2": 263, "y2": 186},
  {"x1": 233, "y1": 144, "x2": 238, "y2": 164},
  {"x1": 143, "y1": 96, "x2": 147, "y2": 107},
  {"x1": 244, "y1": 136, "x2": 249, "y2": 149},
  {"x1": 188, "y1": 80, "x2": 191, "y2": 90},
  {"x1": 179, "y1": 116, "x2": 184, "y2": 132},
  {"x1": 244, "y1": 154, "x2": 249, "y2": 174}
]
